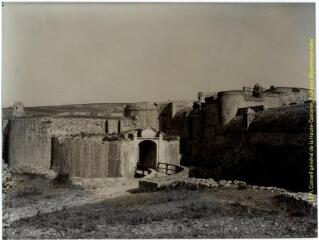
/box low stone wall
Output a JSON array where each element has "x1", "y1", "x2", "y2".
[
  {"x1": 169, "y1": 178, "x2": 317, "y2": 208},
  {"x1": 139, "y1": 164, "x2": 189, "y2": 191}
]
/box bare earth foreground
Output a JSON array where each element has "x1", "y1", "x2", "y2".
[{"x1": 3, "y1": 172, "x2": 318, "y2": 239}]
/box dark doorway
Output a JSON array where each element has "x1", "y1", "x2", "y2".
[
  {"x1": 138, "y1": 140, "x2": 157, "y2": 169},
  {"x1": 2, "y1": 134, "x2": 9, "y2": 164}
]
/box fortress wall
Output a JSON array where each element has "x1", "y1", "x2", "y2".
[
  {"x1": 52, "y1": 137, "x2": 109, "y2": 177},
  {"x1": 119, "y1": 141, "x2": 138, "y2": 178},
  {"x1": 125, "y1": 102, "x2": 159, "y2": 129},
  {"x1": 205, "y1": 88, "x2": 309, "y2": 133},
  {"x1": 159, "y1": 103, "x2": 174, "y2": 133},
  {"x1": 263, "y1": 94, "x2": 282, "y2": 108},
  {"x1": 159, "y1": 102, "x2": 192, "y2": 136},
  {"x1": 274, "y1": 87, "x2": 309, "y2": 104},
  {"x1": 2, "y1": 119, "x2": 9, "y2": 132},
  {"x1": 218, "y1": 91, "x2": 265, "y2": 126},
  {"x1": 8, "y1": 118, "x2": 51, "y2": 173},
  {"x1": 130, "y1": 109, "x2": 159, "y2": 129},
  {"x1": 171, "y1": 106, "x2": 193, "y2": 137},
  {"x1": 52, "y1": 137, "x2": 137, "y2": 178},
  {"x1": 49, "y1": 118, "x2": 107, "y2": 136},
  {"x1": 188, "y1": 114, "x2": 202, "y2": 161},
  {"x1": 6, "y1": 117, "x2": 109, "y2": 174},
  {"x1": 171, "y1": 101, "x2": 194, "y2": 117},
  {"x1": 107, "y1": 141, "x2": 123, "y2": 177},
  {"x1": 119, "y1": 118, "x2": 138, "y2": 132},
  {"x1": 289, "y1": 90, "x2": 309, "y2": 103},
  {"x1": 199, "y1": 131, "x2": 311, "y2": 192},
  {"x1": 197, "y1": 104, "x2": 312, "y2": 192},
  {"x1": 106, "y1": 119, "x2": 119, "y2": 134},
  {"x1": 263, "y1": 90, "x2": 309, "y2": 108},
  {"x1": 166, "y1": 140, "x2": 180, "y2": 165},
  {"x1": 159, "y1": 139, "x2": 180, "y2": 166},
  {"x1": 202, "y1": 102, "x2": 219, "y2": 141},
  {"x1": 50, "y1": 117, "x2": 137, "y2": 135}
]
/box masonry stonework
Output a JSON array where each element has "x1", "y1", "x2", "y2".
[{"x1": 3, "y1": 84, "x2": 314, "y2": 191}]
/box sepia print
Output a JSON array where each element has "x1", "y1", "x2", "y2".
[{"x1": 1, "y1": 2, "x2": 317, "y2": 239}]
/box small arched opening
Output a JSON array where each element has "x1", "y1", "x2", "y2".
[{"x1": 138, "y1": 140, "x2": 157, "y2": 170}]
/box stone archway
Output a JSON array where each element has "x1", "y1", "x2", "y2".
[{"x1": 138, "y1": 140, "x2": 157, "y2": 169}]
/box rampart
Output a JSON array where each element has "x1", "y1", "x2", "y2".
[
  {"x1": 6, "y1": 114, "x2": 181, "y2": 178},
  {"x1": 217, "y1": 86, "x2": 308, "y2": 126},
  {"x1": 125, "y1": 102, "x2": 159, "y2": 129},
  {"x1": 51, "y1": 136, "x2": 137, "y2": 178},
  {"x1": 195, "y1": 103, "x2": 315, "y2": 192},
  {"x1": 3, "y1": 86, "x2": 313, "y2": 189},
  {"x1": 8, "y1": 118, "x2": 51, "y2": 173}
]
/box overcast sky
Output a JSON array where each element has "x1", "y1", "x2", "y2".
[{"x1": 2, "y1": 3, "x2": 315, "y2": 107}]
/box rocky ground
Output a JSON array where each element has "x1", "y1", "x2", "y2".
[{"x1": 3, "y1": 168, "x2": 318, "y2": 239}]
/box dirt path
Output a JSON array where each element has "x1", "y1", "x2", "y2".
[
  {"x1": 3, "y1": 176, "x2": 139, "y2": 225},
  {"x1": 4, "y1": 185, "x2": 317, "y2": 239}
]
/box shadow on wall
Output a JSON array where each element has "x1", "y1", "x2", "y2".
[
  {"x1": 193, "y1": 132, "x2": 316, "y2": 193},
  {"x1": 192, "y1": 103, "x2": 317, "y2": 193}
]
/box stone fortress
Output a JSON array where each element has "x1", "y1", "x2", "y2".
[
  {"x1": 3, "y1": 102, "x2": 182, "y2": 179},
  {"x1": 2, "y1": 84, "x2": 314, "y2": 191}
]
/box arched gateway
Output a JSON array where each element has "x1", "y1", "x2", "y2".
[{"x1": 138, "y1": 140, "x2": 157, "y2": 169}]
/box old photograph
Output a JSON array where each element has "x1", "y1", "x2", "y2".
[{"x1": 1, "y1": 2, "x2": 317, "y2": 238}]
